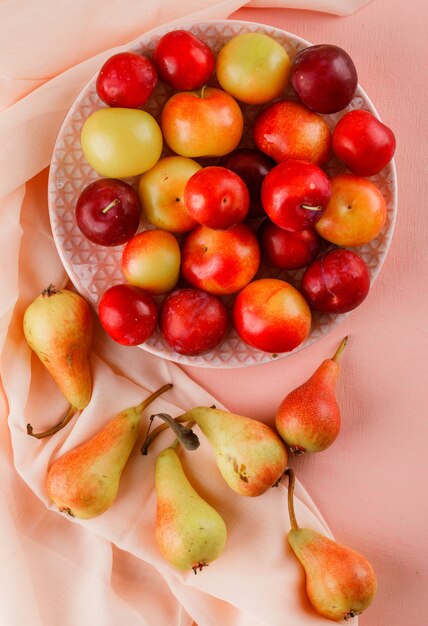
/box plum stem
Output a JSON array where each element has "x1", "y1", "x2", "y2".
[
  {"x1": 301, "y1": 204, "x2": 324, "y2": 211},
  {"x1": 27, "y1": 405, "x2": 78, "y2": 439},
  {"x1": 332, "y1": 336, "x2": 348, "y2": 362},
  {"x1": 285, "y1": 468, "x2": 299, "y2": 531},
  {"x1": 102, "y1": 198, "x2": 120, "y2": 214}
]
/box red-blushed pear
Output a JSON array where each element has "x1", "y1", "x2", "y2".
[
  {"x1": 276, "y1": 337, "x2": 347, "y2": 454},
  {"x1": 46, "y1": 384, "x2": 172, "y2": 519},
  {"x1": 285, "y1": 468, "x2": 377, "y2": 621},
  {"x1": 23, "y1": 285, "x2": 93, "y2": 438},
  {"x1": 155, "y1": 442, "x2": 227, "y2": 573},
  {"x1": 162, "y1": 406, "x2": 288, "y2": 497}
]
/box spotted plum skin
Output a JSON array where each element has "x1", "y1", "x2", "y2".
[
  {"x1": 332, "y1": 109, "x2": 396, "y2": 177},
  {"x1": 98, "y1": 284, "x2": 158, "y2": 346},
  {"x1": 291, "y1": 44, "x2": 358, "y2": 114},
  {"x1": 218, "y1": 148, "x2": 275, "y2": 218},
  {"x1": 76, "y1": 178, "x2": 141, "y2": 246},
  {"x1": 184, "y1": 166, "x2": 250, "y2": 229},
  {"x1": 96, "y1": 52, "x2": 158, "y2": 109},
  {"x1": 261, "y1": 159, "x2": 331, "y2": 232},
  {"x1": 301, "y1": 248, "x2": 370, "y2": 314},
  {"x1": 254, "y1": 100, "x2": 331, "y2": 167},
  {"x1": 160, "y1": 288, "x2": 228, "y2": 355},
  {"x1": 181, "y1": 224, "x2": 260, "y2": 296},
  {"x1": 232, "y1": 278, "x2": 312, "y2": 353},
  {"x1": 258, "y1": 219, "x2": 321, "y2": 270}
]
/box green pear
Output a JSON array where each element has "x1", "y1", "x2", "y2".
[
  {"x1": 286, "y1": 469, "x2": 377, "y2": 621},
  {"x1": 24, "y1": 285, "x2": 93, "y2": 437},
  {"x1": 276, "y1": 337, "x2": 348, "y2": 454},
  {"x1": 174, "y1": 407, "x2": 288, "y2": 497},
  {"x1": 155, "y1": 445, "x2": 227, "y2": 572},
  {"x1": 46, "y1": 384, "x2": 172, "y2": 519}
]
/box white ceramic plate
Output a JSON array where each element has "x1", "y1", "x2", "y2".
[{"x1": 48, "y1": 19, "x2": 397, "y2": 368}]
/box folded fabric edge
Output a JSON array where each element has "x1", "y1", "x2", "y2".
[{"x1": 245, "y1": 0, "x2": 373, "y2": 16}]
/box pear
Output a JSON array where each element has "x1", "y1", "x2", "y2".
[
  {"x1": 47, "y1": 384, "x2": 172, "y2": 519},
  {"x1": 276, "y1": 337, "x2": 348, "y2": 454},
  {"x1": 23, "y1": 285, "x2": 93, "y2": 437},
  {"x1": 155, "y1": 444, "x2": 227, "y2": 572},
  {"x1": 286, "y1": 468, "x2": 377, "y2": 621},
  {"x1": 170, "y1": 407, "x2": 288, "y2": 496}
]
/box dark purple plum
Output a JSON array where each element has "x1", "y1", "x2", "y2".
[
  {"x1": 291, "y1": 44, "x2": 358, "y2": 114},
  {"x1": 76, "y1": 178, "x2": 141, "y2": 247}
]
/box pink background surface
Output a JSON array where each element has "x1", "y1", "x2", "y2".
[{"x1": 182, "y1": 2, "x2": 428, "y2": 625}]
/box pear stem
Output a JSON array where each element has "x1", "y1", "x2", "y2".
[
  {"x1": 332, "y1": 336, "x2": 348, "y2": 362},
  {"x1": 142, "y1": 421, "x2": 168, "y2": 454},
  {"x1": 171, "y1": 437, "x2": 181, "y2": 450},
  {"x1": 141, "y1": 415, "x2": 198, "y2": 454},
  {"x1": 285, "y1": 468, "x2": 300, "y2": 531},
  {"x1": 141, "y1": 406, "x2": 216, "y2": 453},
  {"x1": 170, "y1": 422, "x2": 196, "y2": 451},
  {"x1": 150, "y1": 413, "x2": 200, "y2": 451},
  {"x1": 27, "y1": 405, "x2": 78, "y2": 439},
  {"x1": 41, "y1": 284, "x2": 60, "y2": 297},
  {"x1": 27, "y1": 383, "x2": 172, "y2": 440},
  {"x1": 141, "y1": 418, "x2": 186, "y2": 454},
  {"x1": 134, "y1": 383, "x2": 173, "y2": 414}
]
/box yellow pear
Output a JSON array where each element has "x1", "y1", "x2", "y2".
[
  {"x1": 155, "y1": 444, "x2": 227, "y2": 572},
  {"x1": 170, "y1": 407, "x2": 288, "y2": 496},
  {"x1": 23, "y1": 285, "x2": 93, "y2": 437}
]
